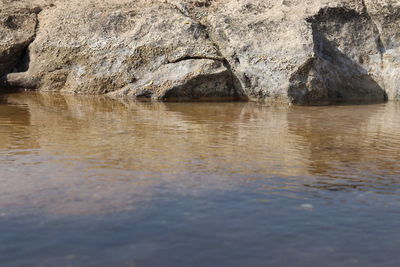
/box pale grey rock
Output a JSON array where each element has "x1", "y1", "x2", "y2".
[{"x1": 205, "y1": 0, "x2": 388, "y2": 104}]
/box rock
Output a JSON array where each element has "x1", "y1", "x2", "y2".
[
  {"x1": 109, "y1": 58, "x2": 239, "y2": 101},
  {"x1": 300, "y1": 203, "x2": 314, "y2": 210},
  {"x1": 0, "y1": 5, "x2": 39, "y2": 82},
  {"x1": 299, "y1": 4, "x2": 387, "y2": 104},
  {"x1": 364, "y1": 0, "x2": 400, "y2": 100},
  {"x1": 4, "y1": 0, "x2": 243, "y2": 101},
  {"x1": 205, "y1": 1, "x2": 315, "y2": 103},
  {"x1": 206, "y1": 0, "x2": 388, "y2": 104},
  {"x1": 0, "y1": 0, "x2": 399, "y2": 104}
]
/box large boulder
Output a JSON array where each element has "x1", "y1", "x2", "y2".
[
  {"x1": 204, "y1": 0, "x2": 388, "y2": 104},
  {"x1": 4, "y1": 0, "x2": 242, "y2": 100},
  {"x1": 1, "y1": 0, "x2": 399, "y2": 104}
]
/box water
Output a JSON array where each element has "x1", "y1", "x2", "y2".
[{"x1": 1, "y1": 92, "x2": 400, "y2": 266}]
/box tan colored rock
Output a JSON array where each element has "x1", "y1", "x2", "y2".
[
  {"x1": 4, "y1": 0, "x2": 241, "y2": 100},
  {"x1": 364, "y1": 0, "x2": 400, "y2": 100},
  {"x1": 0, "y1": 6, "x2": 38, "y2": 80},
  {"x1": 1, "y1": 0, "x2": 399, "y2": 104},
  {"x1": 109, "y1": 58, "x2": 238, "y2": 101}
]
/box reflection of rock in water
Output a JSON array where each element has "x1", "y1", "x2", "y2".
[
  {"x1": 1, "y1": 92, "x2": 309, "y2": 216},
  {"x1": 287, "y1": 103, "x2": 400, "y2": 192},
  {"x1": 0, "y1": 93, "x2": 39, "y2": 150},
  {"x1": 2, "y1": 92, "x2": 400, "y2": 216}
]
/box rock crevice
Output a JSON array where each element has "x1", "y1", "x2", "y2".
[
  {"x1": 361, "y1": 0, "x2": 386, "y2": 58},
  {"x1": 165, "y1": 1, "x2": 247, "y2": 100}
]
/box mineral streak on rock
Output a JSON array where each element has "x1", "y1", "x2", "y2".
[{"x1": 0, "y1": 0, "x2": 399, "y2": 105}]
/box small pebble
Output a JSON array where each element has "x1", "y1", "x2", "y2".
[{"x1": 300, "y1": 203, "x2": 314, "y2": 210}]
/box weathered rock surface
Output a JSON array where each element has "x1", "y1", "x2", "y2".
[
  {"x1": 0, "y1": 4, "x2": 39, "y2": 80},
  {"x1": 364, "y1": 0, "x2": 400, "y2": 100},
  {"x1": 1, "y1": 0, "x2": 399, "y2": 104},
  {"x1": 205, "y1": 0, "x2": 391, "y2": 104}
]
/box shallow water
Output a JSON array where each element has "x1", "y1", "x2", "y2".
[{"x1": 1, "y1": 92, "x2": 400, "y2": 266}]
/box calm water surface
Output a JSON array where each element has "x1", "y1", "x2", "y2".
[{"x1": 1, "y1": 92, "x2": 400, "y2": 266}]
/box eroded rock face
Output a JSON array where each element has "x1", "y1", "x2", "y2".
[
  {"x1": 4, "y1": 0, "x2": 241, "y2": 101},
  {"x1": 0, "y1": 6, "x2": 39, "y2": 81},
  {"x1": 296, "y1": 4, "x2": 387, "y2": 104},
  {"x1": 1, "y1": 0, "x2": 399, "y2": 104},
  {"x1": 206, "y1": 0, "x2": 389, "y2": 104},
  {"x1": 364, "y1": 0, "x2": 400, "y2": 100},
  {"x1": 109, "y1": 58, "x2": 239, "y2": 101}
]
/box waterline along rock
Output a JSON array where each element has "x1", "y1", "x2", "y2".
[{"x1": 0, "y1": 0, "x2": 399, "y2": 105}]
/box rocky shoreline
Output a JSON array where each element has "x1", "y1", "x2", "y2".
[{"x1": 1, "y1": 0, "x2": 399, "y2": 105}]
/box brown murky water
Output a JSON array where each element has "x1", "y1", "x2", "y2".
[{"x1": 1, "y1": 92, "x2": 400, "y2": 266}]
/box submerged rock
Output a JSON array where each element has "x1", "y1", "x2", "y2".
[{"x1": 0, "y1": 0, "x2": 399, "y2": 104}]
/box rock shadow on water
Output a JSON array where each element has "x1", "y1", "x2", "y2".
[{"x1": 0, "y1": 92, "x2": 39, "y2": 151}]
